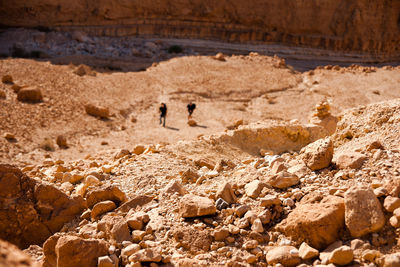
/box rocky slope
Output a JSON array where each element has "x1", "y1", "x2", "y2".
[
  {"x1": 1, "y1": 96, "x2": 400, "y2": 266},
  {"x1": 1, "y1": 0, "x2": 399, "y2": 58}
]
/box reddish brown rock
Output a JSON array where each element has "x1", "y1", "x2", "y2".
[
  {"x1": 276, "y1": 195, "x2": 345, "y2": 250},
  {"x1": 266, "y1": 246, "x2": 301, "y2": 267},
  {"x1": 216, "y1": 182, "x2": 237, "y2": 204},
  {"x1": 86, "y1": 185, "x2": 127, "y2": 208},
  {"x1": 301, "y1": 138, "x2": 333, "y2": 171},
  {"x1": 0, "y1": 239, "x2": 40, "y2": 267},
  {"x1": 0, "y1": 164, "x2": 85, "y2": 249},
  {"x1": 97, "y1": 215, "x2": 131, "y2": 243},
  {"x1": 84, "y1": 104, "x2": 110, "y2": 119},
  {"x1": 55, "y1": 235, "x2": 108, "y2": 267},
  {"x1": 17, "y1": 87, "x2": 43, "y2": 103},
  {"x1": 266, "y1": 171, "x2": 299, "y2": 189},
  {"x1": 344, "y1": 186, "x2": 385, "y2": 238},
  {"x1": 173, "y1": 227, "x2": 212, "y2": 253},
  {"x1": 91, "y1": 200, "x2": 117, "y2": 219},
  {"x1": 179, "y1": 194, "x2": 216, "y2": 218},
  {"x1": 335, "y1": 152, "x2": 367, "y2": 169}
]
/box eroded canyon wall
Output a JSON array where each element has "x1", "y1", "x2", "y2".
[{"x1": 1, "y1": 0, "x2": 399, "y2": 56}]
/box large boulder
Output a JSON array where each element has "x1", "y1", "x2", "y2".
[
  {"x1": 0, "y1": 239, "x2": 40, "y2": 267},
  {"x1": 43, "y1": 235, "x2": 108, "y2": 267},
  {"x1": 301, "y1": 138, "x2": 333, "y2": 171},
  {"x1": 275, "y1": 195, "x2": 345, "y2": 250},
  {"x1": 344, "y1": 186, "x2": 385, "y2": 237},
  {"x1": 179, "y1": 194, "x2": 216, "y2": 218},
  {"x1": 0, "y1": 164, "x2": 86, "y2": 248}
]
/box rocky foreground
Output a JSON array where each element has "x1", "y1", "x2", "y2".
[{"x1": 1, "y1": 97, "x2": 400, "y2": 266}]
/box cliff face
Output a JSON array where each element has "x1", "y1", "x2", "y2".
[{"x1": 1, "y1": 0, "x2": 399, "y2": 57}]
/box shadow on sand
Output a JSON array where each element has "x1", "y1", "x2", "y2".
[
  {"x1": 194, "y1": 124, "x2": 207, "y2": 128},
  {"x1": 165, "y1": 126, "x2": 180, "y2": 131}
]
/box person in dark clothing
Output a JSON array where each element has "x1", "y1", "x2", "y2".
[
  {"x1": 159, "y1": 103, "x2": 167, "y2": 127},
  {"x1": 187, "y1": 102, "x2": 196, "y2": 119}
]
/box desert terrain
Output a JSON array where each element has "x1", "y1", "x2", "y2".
[{"x1": 1, "y1": 1, "x2": 400, "y2": 267}]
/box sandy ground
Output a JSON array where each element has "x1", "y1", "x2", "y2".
[{"x1": 1, "y1": 53, "x2": 399, "y2": 165}]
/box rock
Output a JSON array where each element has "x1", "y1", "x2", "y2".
[
  {"x1": 329, "y1": 245, "x2": 353, "y2": 266},
  {"x1": 335, "y1": 152, "x2": 367, "y2": 169},
  {"x1": 383, "y1": 196, "x2": 400, "y2": 212},
  {"x1": 163, "y1": 180, "x2": 187, "y2": 195},
  {"x1": 129, "y1": 248, "x2": 162, "y2": 262},
  {"x1": 0, "y1": 164, "x2": 85, "y2": 249},
  {"x1": 3, "y1": 132, "x2": 16, "y2": 141},
  {"x1": 91, "y1": 200, "x2": 117, "y2": 219},
  {"x1": 173, "y1": 227, "x2": 212, "y2": 253},
  {"x1": 115, "y1": 195, "x2": 153, "y2": 213},
  {"x1": 180, "y1": 168, "x2": 199, "y2": 183},
  {"x1": 276, "y1": 195, "x2": 345, "y2": 250},
  {"x1": 235, "y1": 205, "x2": 251, "y2": 217},
  {"x1": 389, "y1": 216, "x2": 400, "y2": 228},
  {"x1": 251, "y1": 218, "x2": 264, "y2": 233},
  {"x1": 362, "y1": 249, "x2": 381, "y2": 262},
  {"x1": 213, "y1": 227, "x2": 229, "y2": 241},
  {"x1": 258, "y1": 209, "x2": 272, "y2": 224},
  {"x1": 0, "y1": 239, "x2": 40, "y2": 267},
  {"x1": 98, "y1": 255, "x2": 117, "y2": 267},
  {"x1": 383, "y1": 177, "x2": 400, "y2": 197},
  {"x1": 11, "y1": 84, "x2": 23, "y2": 93},
  {"x1": 17, "y1": 87, "x2": 43, "y2": 103},
  {"x1": 131, "y1": 230, "x2": 146, "y2": 243},
  {"x1": 214, "y1": 52, "x2": 226, "y2": 61},
  {"x1": 319, "y1": 241, "x2": 342, "y2": 263},
  {"x1": 188, "y1": 119, "x2": 197, "y2": 126},
  {"x1": 266, "y1": 171, "x2": 299, "y2": 189},
  {"x1": 54, "y1": 235, "x2": 108, "y2": 267},
  {"x1": 56, "y1": 135, "x2": 68, "y2": 148},
  {"x1": 215, "y1": 198, "x2": 229, "y2": 210},
  {"x1": 126, "y1": 211, "x2": 149, "y2": 230},
  {"x1": 121, "y1": 244, "x2": 141, "y2": 258},
  {"x1": 179, "y1": 194, "x2": 216, "y2": 218},
  {"x1": 97, "y1": 215, "x2": 131, "y2": 243},
  {"x1": 114, "y1": 149, "x2": 130, "y2": 159},
  {"x1": 0, "y1": 90, "x2": 5, "y2": 99},
  {"x1": 195, "y1": 158, "x2": 216, "y2": 170},
  {"x1": 344, "y1": 186, "x2": 385, "y2": 238},
  {"x1": 245, "y1": 180, "x2": 264, "y2": 198},
  {"x1": 216, "y1": 182, "x2": 236, "y2": 204},
  {"x1": 2, "y1": 74, "x2": 13, "y2": 84},
  {"x1": 132, "y1": 144, "x2": 145, "y2": 155},
  {"x1": 86, "y1": 185, "x2": 127, "y2": 208},
  {"x1": 301, "y1": 138, "x2": 333, "y2": 170},
  {"x1": 260, "y1": 195, "x2": 281, "y2": 207},
  {"x1": 376, "y1": 253, "x2": 400, "y2": 267},
  {"x1": 265, "y1": 246, "x2": 301, "y2": 267},
  {"x1": 298, "y1": 242, "x2": 319, "y2": 260},
  {"x1": 84, "y1": 104, "x2": 110, "y2": 119}
]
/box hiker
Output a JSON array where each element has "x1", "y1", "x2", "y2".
[
  {"x1": 159, "y1": 103, "x2": 167, "y2": 127},
  {"x1": 187, "y1": 102, "x2": 196, "y2": 119}
]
